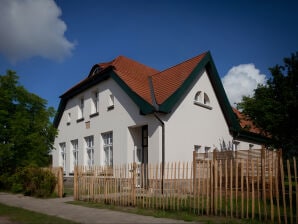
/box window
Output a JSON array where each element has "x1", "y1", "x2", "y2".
[
  {"x1": 194, "y1": 91, "x2": 203, "y2": 102},
  {"x1": 67, "y1": 113, "x2": 71, "y2": 125},
  {"x1": 233, "y1": 141, "x2": 240, "y2": 151},
  {"x1": 90, "y1": 91, "x2": 99, "y2": 117},
  {"x1": 107, "y1": 94, "x2": 114, "y2": 110},
  {"x1": 71, "y1": 139, "x2": 78, "y2": 170},
  {"x1": 194, "y1": 145, "x2": 201, "y2": 153},
  {"x1": 194, "y1": 91, "x2": 212, "y2": 109},
  {"x1": 93, "y1": 67, "x2": 102, "y2": 75},
  {"x1": 85, "y1": 136, "x2": 94, "y2": 167},
  {"x1": 77, "y1": 98, "x2": 84, "y2": 121},
  {"x1": 204, "y1": 146, "x2": 211, "y2": 159},
  {"x1": 205, "y1": 146, "x2": 211, "y2": 153},
  {"x1": 203, "y1": 93, "x2": 210, "y2": 105},
  {"x1": 249, "y1": 144, "x2": 254, "y2": 150},
  {"x1": 102, "y1": 132, "x2": 113, "y2": 167},
  {"x1": 59, "y1": 142, "x2": 66, "y2": 172}
]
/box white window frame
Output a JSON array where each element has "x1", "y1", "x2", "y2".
[
  {"x1": 102, "y1": 132, "x2": 113, "y2": 167},
  {"x1": 71, "y1": 139, "x2": 79, "y2": 172},
  {"x1": 78, "y1": 97, "x2": 84, "y2": 120},
  {"x1": 67, "y1": 112, "x2": 71, "y2": 125},
  {"x1": 194, "y1": 91, "x2": 212, "y2": 110},
  {"x1": 85, "y1": 136, "x2": 94, "y2": 167},
  {"x1": 204, "y1": 146, "x2": 211, "y2": 159},
  {"x1": 194, "y1": 145, "x2": 201, "y2": 153},
  {"x1": 59, "y1": 142, "x2": 66, "y2": 172},
  {"x1": 107, "y1": 94, "x2": 114, "y2": 110},
  {"x1": 91, "y1": 91, "x2": 99, "y2": 115},
  {"x1": 233, "y1": 140, "x2": 240, "y2": 151}
]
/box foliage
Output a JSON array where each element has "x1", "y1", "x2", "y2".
[
  {"x1": 0, "y1": 70, "x2": 57, "y2": 189},
  {"x1": 238, "y1": 52, "x2": 298, "y2": 158},
  {"x1": 11, "y1": 166, "x2": 57, "y2": 197}
]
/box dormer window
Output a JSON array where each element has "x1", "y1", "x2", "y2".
[
  {"x1": 67, "y1": 112, "x2": 71, "y2": 125},
  {"x1": 107, "y1": 94, "x2": 114, "y2": 110},
  {"x1": 92, "y1": 67, "x2": 102, "y2": 75},
  {"x1": 90, "y1": 91, "x2": 99, "y2": 118},
  {"x1": 77, "y1": 97, "x2": 85, "y2": 122},
  {"x1": 194, "y1": 91, "x2": 212, "y2": 110}
]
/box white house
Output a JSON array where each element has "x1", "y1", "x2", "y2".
[{"x1": 52, "y1": 51, "x2": 268, "y2": 176}]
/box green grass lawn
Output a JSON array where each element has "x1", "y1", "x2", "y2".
[
  {"x1": 68, "y1": 200, "x2": 264, "y2": 224},
  {"x1": 0, "y1": 203, "x2": 79, "y2": 224}
]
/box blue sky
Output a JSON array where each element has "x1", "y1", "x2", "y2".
[{"x1": 0, "y1": 0, "x2": 297, "y2": 110}]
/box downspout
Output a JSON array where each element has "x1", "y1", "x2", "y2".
[
  {"x1": 148, "y1": 76, "x2": 165, "y2": 194},
  {"x1": 153, "y1": 112, "x2": 165, "y2": 194}
]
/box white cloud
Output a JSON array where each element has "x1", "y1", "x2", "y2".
[
  {"x1": 0, "y1": 0, "x2": 75, "y2": 63},
  {"x1": 222, "y1": 64, "x2": 267, "y2": 106}
]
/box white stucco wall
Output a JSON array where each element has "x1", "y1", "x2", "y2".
[
  {"x1": 52, "y1": 78, "x2": 161, "y2": 176},
  {"x1": 52, "y1": 69, "x2": 263, "y2": 175},
  {"x1": 159, "y1": 69, "x2": 235, "y2": 163}
]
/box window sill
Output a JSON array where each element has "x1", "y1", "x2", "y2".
[
  {"x1": 107, "y1": 105, "x2": 114, "y2": 111},
  {"x1": 194, "y1": 101, "x2": 212, "y2": 110},
  {"x1": 90, "y1": 112, "x2": 99, "y2": 118},
  {"x1": 76, "y1": 117, "x2": 85, "y2": 123}
]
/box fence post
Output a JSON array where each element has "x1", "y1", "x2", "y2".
[
  {"x1": 132, "y1": 162, "x2": 137, "y2": 206},
  {"x1": 293, "y1": 158, "x2": 298, "y2": 224},
  {"x1": 74, "y1": 166, "x2": 78, "y2": 200},
  {"x1": 280, "y1": 157, "x2": 287, "y2": 224},
  {"x1": 287, "y1": 160, "x2": 293, "y2": 224},
  {"x1": 57, "y1": 167, "x2": 64, "y2": 198},
  {"x1": 193, "y1": 151, "x2": 196, "y2": 196}
]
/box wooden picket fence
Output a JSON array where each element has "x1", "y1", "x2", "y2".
[
  {"x1": 46, "y1": 166, "x2": 64, "y2": 198},
  {"x1": 74, "y1": 153, "x2": 297, "y2": 223}
]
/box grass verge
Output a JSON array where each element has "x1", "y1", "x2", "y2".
[
  {"x1": 0, "y1": 203, "x2": 78, "y2": 224},
  {"x1": 68, "y1": 200, "x2": 264, "y2": 224}
]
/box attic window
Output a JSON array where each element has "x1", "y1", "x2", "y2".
[
  {"x1": 194, "y1": 91, "x2": 212, "y2": 110},
  {"x1": 107, "y1": 94, "x2": 114, "y2": 111},
  {"x1": 92, "y1": 67, "x2": 102, "y2": 75}
]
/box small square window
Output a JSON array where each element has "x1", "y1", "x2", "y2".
[{"x1": 194, "y1": 145, "x2": 201, "y2": 152}]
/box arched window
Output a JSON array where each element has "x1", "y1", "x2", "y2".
[
  {"x1": 203, "y1": 93, "x2": 210, "y2": 105},
  {"x1": 194, "y1": 91, "x2": 212, "y2": 109},
  {"x1": 194, "y1": 91, "x2": 202, "y2": 103}
]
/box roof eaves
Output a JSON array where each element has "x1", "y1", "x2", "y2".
[
  {"x1": 157, "y1": 52, "x2": 242, "y2": 136},
  {"x1": 111, "y1": 71, "x2": 155, "y2": 114},
  {"x1": 236, "y1": 129, "x2": 271, "y2": 144},
  {"x1": 53, "y1": 67, "x2": 113, "y2": 128},
  {"x1": 148, "y1": 76, "x2": 159, "y2": 110},
  {"x1": 157, "y1": 52, "x2": 210, "y2": 113}
]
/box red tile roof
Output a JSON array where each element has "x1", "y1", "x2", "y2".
[
  {"x1": 151, "y1": 52, "x2": 207, "y2": 104},
  {"x1": 232, "y1": 108, "x2": 264, "y2": 135},
  {"x1": 99, "y1": 56, "x2": 159, "y2": 104},
  {"x1": 54, "y1": 52, "x2": 268, "y2": 141}
]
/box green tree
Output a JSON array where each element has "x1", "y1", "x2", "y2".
[
  {"x1": 0, "y1": 70, "x2": 57, "y2": 188},
  {"x1": 238, "y1": 52, "x2": 298, "y2": 159}
]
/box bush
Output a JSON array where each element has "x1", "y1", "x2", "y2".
[{"x1": 11, "y1": 166, "x2": 57, "y2": 198}]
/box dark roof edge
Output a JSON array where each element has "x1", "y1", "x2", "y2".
[
  {"x1": 53, "y1": 52, "x2": 270, "y2": 144},
  {"x1": 53, "y1": 69, "x2": 155, "y2": 127},
  {"x1": 111, "y1": 72, "x2": 155, "y2": 114},
  {"x1": 156, "y1": 52, "x2": 267, "y2": 142},
  {"x1": 236, "y1": 129, "x2": 272, "y2": 144}
]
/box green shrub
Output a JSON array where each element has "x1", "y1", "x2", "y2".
[
  {"x1": 0, "y1": 173, "x2": 13, "y2": 190},
  {"x1": 11, "y1": 166, "x2": 57, "y2": 198}
]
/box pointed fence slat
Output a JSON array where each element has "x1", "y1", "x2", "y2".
[{"x1": 72, "y1": 149, "x2": 295, "y2": 223}]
